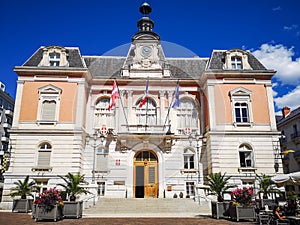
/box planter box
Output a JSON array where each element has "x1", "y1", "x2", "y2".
[
  {"x1": 34, "y1": 205, "x2": 63, "y2": 222},
  {"x1": 63, "y1": 201, "x2": 83, "y2": 218},
  {"x1": 211, "y1": 201, "x2": 231, "y2": 219},
  {"x1": 12, "y1": 199, "x2": 33, "y2": 213},
  {"x1": 229, "y1": 205, "x2": 256, "y2": 222}
]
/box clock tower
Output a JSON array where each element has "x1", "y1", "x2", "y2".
[{"x1": 122, "y1": 2, "x2": 170, "y2": 78}]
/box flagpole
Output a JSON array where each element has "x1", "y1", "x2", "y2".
[
  {"x1": 163, "y1": 80, "x2": 179, "y2": 131},
  {"x1": 115, "y1": 80, "x2": 129, "y2": 131},
  {"x1": 145, "y1": 78, "x2": 149, "y2": 131}
]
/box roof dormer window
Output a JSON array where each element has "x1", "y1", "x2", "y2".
[
  {"x1": 38, "y1": 46, "x2": 69, "y2": 67},
  {"x1": 224, "y1": 49, "x2": 252, "y2": 70},
  {"x1": 49, "y1": 53, "x2": 60, "y2": 67}
]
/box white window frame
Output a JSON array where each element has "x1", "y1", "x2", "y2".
[
  {"x1": 94, "y1": 97, "x2": 114, "y2": 130},
  {"x1": 231, "y1": 56, "x2": 243, "y2": 69},
  {"x1": 230, "y1": 87, "x2": 253, "y2": 127},
  {"x1": 183, "y1": 148, "x2": 195, "y2": 170},
  {"x1": 49, "y1": 53, "x2": 60, "y2": 67},
  {"x1": 37, "y1": 85, "x2": 62, "y2": 124},
  {"x1": 176, "y1": 98, "x2": 199, "y2": 135},
  {"x1": 239, "y1": 144, "x2": 254, "y2": 168},
  {"x1": 186, "y1": 182, "x2": 195, "y2": 197},
  {"x1": 37, "y1": 142, "x2": 52, "y2": 168},
  {"x1": 135, "y1": 97, "x2": 157, "y2": 125}
]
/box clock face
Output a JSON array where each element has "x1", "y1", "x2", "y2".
[{"x1": 141, "y1": 46, "x2": 152, "y2": 57}]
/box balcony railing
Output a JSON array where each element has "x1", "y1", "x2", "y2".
[
  {"x1": 3, "y1": 122, "x2": 11, "y2": 129},
  {"x1": 4, "y1": 109, "x2": 13, "y2": 117}
]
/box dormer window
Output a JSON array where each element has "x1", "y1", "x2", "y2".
[
  {"x1": 231, "y1": 56, "x2": 242, "y2": 70},
  {"x1": 39, "y1": 46, "x2": 68, "y2": 67},
  {"x1": 224, "y1": 49, "x2": 252, "y2": 70},
  {"x1": 49, "y1": 53, "x2": 60, "y2": 67}
]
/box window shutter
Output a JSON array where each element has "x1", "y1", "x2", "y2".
[
  {"x1": 38, "y1": 151, "x2": 51, "y2": 167},
  {"x1": 42, "y1": 101, "x2": 56, "y2": 120},
  {"x1": 96, "y1": 154, "x2": 108, "y2": 172}
]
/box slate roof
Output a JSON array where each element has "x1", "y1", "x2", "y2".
[
  {"x1": 207, "y1": 50, "x2": 267, "y2": 70},
  {"x1": 23, "y1": 47, "x2": 85, "y2": 68},
  {"x1": 277, "y1": 106, "x2": 300, "y2": 126}
]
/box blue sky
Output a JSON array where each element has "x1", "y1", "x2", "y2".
[{"x1": 1, "y1": 0, "x2": 300, "y2": 114}]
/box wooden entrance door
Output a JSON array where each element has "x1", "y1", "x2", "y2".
[{"x1": 134, "y1": 150, "x2": 158, "y2": 198}]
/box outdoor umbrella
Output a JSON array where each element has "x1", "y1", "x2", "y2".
[{"x1": 271, "y1": 171, "x2": 300, "y2": 187}]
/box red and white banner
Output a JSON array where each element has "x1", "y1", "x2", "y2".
[{"x1": 108, "y1": 80, "x2": 119, "y2": 110}]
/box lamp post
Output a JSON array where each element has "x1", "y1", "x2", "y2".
[
  {"x1": 86, "y1": 131, "x2": 105, "y2": 184},
  {"x1": 188, "y1": 132, "x2": 201, "y2": 183},
  {"x1": 274, "y1": 134, "x2": 285, "y2": 173}
]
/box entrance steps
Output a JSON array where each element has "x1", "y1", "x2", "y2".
[{"x1": 83, "y1": 198, "x2": 211, "y2": 218}]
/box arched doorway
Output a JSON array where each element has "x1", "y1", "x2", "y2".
[{"x1": 133, "y1": 150, "x2": 158, "y2": 198}]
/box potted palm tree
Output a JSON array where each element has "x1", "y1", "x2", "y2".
[
  {"x1": 256, "y1": 174, "x2": 281, "y2": 209},
  {"x1": 10, "y1": 175, "x2": 39, "y2": 213},
  {"x1": 207, "y1": 172, "x2": 235, "y2": 219},
  {"x1": 57, "y1": 172, "x2": 90, "y2": 218}
]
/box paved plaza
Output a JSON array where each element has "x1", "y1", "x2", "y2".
[{"x1": 0, "y1": 211, "x2": 256, "y2": 225}]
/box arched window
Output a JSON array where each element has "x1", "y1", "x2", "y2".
[
  {"x1": 94, "y1": 97, "x2": 114, "y2": 129},
  {"x1": 136, "y1": 98, "x2": 157, "y2": 125},
  {"x1": 183, "y1": 148, "x2": 195, "y2": 169},
  {"x1": 239, "y1": 144, "x2": 253, "y2": 168},
  {"x1": 37, "y1": 142, "x2": 52, "y2": 168},
  {"x1": 176, "y1": 98, "x2": 198, "y2": 134},
  {"x1": 41, "y1": 100, "x2": 56, "y2": 121}
]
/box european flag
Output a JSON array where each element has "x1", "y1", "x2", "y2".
[{"x1": 172, "y1": 81, "x2": 180, "y2": 108}]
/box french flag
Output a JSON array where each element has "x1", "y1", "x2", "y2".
[{"x1": 139, "y1": 80, "x2": 149, "y2": 108}]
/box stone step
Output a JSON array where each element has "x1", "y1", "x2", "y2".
[{"x1": 83, "y1": 198, "x2": 211, "y2": 217}]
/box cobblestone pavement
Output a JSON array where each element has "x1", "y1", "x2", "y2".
[{"x1": 0, "y1": 212, "x2": 257, "y2": 225}]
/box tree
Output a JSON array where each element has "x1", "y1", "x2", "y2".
[
  {"x1": 57, "y1": 172, "x2": 90, "y2": 201},
  {"x1": 207, "y1": 172, "x2": 235, "y2": 202},
  {"x1": 10, "y1": 175, "x2": 39, "y2": 199},
  {"x1": 256, "y1": 173, "x2": 282, "y2": 199}
]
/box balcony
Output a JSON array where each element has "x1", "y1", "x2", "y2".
[
  {"x1": 291, "y1": 132, "x2": 300, "y2": 144},
  {"x1": 4, "y1": 109, "x2": 13, "y2": 117}
]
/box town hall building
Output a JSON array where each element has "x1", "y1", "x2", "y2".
[{"x1": 1, "y1": 3, "x2": 281, "y2": 207}]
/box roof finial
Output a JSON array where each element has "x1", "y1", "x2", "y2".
[{"x1": 139, "y1": 2, "x2": 152, "y2": 15}]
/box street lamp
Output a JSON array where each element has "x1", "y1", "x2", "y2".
[
  {"x1": 188, "y1": 132, "x2": 201, "y2": 183},
  {"x1": 86, "y1": 130, "x2": 105, "y2": 184},
  {"x1": 274, "y1": 134, "x2": 285, "y2": 173}
]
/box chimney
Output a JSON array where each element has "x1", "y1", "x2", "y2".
[{"x1": 282, "y1": 106, "x2": 290, "y2": 118}]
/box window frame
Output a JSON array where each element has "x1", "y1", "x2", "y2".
[
  {"x1": 238, "y1": 144, "x2": 254, "y2": 168},
  {"x1": 37, "y1": 85, "x2": 62, "y2": 125},
  {"x1": 94, "y1": 97, "x2": 115, "y2": 130},
  {"x1": 35, "y1": 142, "x2": 52, "y2": 170},
  {"x1": 135, "y1": 97, "x2": 157, "y2": 126},
  {"x1": 230, "y1": 87, "x2": 253, "y2": 127},
  {"x1": 183, "y1": 148, "x2": 196, "y2": 170}
]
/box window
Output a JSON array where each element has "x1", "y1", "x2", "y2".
[
  {"x1": 136, "y1": 98, "x2": 157, "y2": 125},
  {"x1": 94, "y1": 97, "x2": 114, "y2": 130},
  {"x1": 97, "y1": 182, "x2": 105, "y2": 196},
  {"x1": 224, "y1": 49, "x2": 252, "y2": 70},
  {"x1": 230, "y1": 87, "x2": 253, "y2": 126},
  {"x1": 37, "y1": 143, "x2": 52, "y2": 168},
  {"x1": 41, "y1": 100, "x2": 56, "y2": 120},
  {"x1": 49, "y1": 53, "x2": 60, "y2": 66},
  {"x1": 186, "y1": 182, "x2": 195, "y2": 196},
  {"x1": 38, "y1": 46, "x2": 69, "y2": 67},
  {"x1": 239, "y1": 144, "x2": 253, "y2": 168},
  {"x1": 234, "y1": 102, "x2": 249, "y2": 123},
  {"x1": 183, "y1": 148, "x2": 195, "y2": 169},
  {"x1": 231, "y1": 56, "x2": 242, "y2": 69},
  {"x1": 96, "y1": 153, "x2": 108, "y2": 172},
  {"x1": 176, "y1": 98, "x2": 198, "y2": 134},
  {"x1": 37, "y1": 85, "x2": 61, "y2": 123}
]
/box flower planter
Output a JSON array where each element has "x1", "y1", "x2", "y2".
[
  {"x1": 12, "y1": 199, "x2": 33, "y2": 213},
  {"x1": 63, "y1": 201, "x2": 83, "y2": 218},
  {"x1": 34, "y1": 205, "x2": 63, "y2": 222},
  {"x1": 229, "y1": 205, "x2": 256, "y2": 222},
  {"x1": 211, "y1": 201, "x2": 231, "y2": 219}
]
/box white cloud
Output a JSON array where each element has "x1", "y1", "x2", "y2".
[
  {"x1": 252, "y1": 44, "x2": 300, "y2": 85},
  {"x1": 272, "y1": 6, "x2": 281, "y2": 11},
  {"x1": 274, "y1": 85, "x2": 300, "y2": 111},
  {"x1": 284, "y1": 24, "x2": 298, "y2": 30}
]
